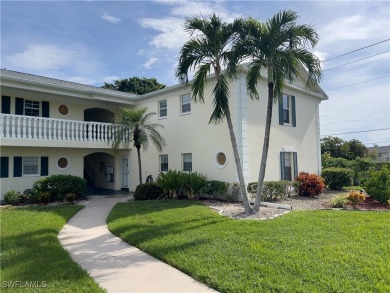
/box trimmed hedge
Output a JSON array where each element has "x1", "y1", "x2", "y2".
[
  {"x1": 133, "y1": 183, "x2": 164, "y2": 200},
  {"x1": 364, "y1": 166, "x2": 390, "y2": 204},
  {"x1": 322, "y1": 168, "x2": 354, "y2": 190}
]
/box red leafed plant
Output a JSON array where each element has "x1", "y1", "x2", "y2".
[{"x1": 296, "y1": 172, "x2": 325, "y2": 197}]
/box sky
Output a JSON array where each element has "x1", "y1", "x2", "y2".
[{"x1": 1, "y1": 0, "x2": 389, "y2": 147}]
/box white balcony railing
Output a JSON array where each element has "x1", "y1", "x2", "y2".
[{"x1": 0, "y1": 114, "x2": 130, "y2": 144}]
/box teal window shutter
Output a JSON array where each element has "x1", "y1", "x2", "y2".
[
  {"x1": 15, "y1": 98, "x2": 24, "y2": 115},
  {"x1": 14, "y1": 157, "x2": 22, "y2": 177},
  {"x1": 2, "y1": 96, "x2": 11, "y2": 114},
  {"x1": 1, "y1": 157, "x2": 9, "y2": 178},
  {"x1": 293, "y1": 152, "x2": 298, "y2": 179},
  {"x1": 41, "y1": 157, "x2": 49, "y2": 176},
  {"x1": 279, "y1": 97, "x2": 283, "y2": 125},
  {"x1": 42, "y1": 101, "x2": 50, "y2": 118},
  {"x1": 280, "y1": 152, "x2": 285, "y2": 180},
  {"x1": 292, "y1": 96, "x2": 296, "y2": 127}
]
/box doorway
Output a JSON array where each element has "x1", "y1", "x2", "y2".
[{"x1": 121, "y1": 158, "x2": 129, "y2": 188}]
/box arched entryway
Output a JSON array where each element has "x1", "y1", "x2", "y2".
[{"x1": 84, "y1": 152, "x2": 116, "y2": 192}]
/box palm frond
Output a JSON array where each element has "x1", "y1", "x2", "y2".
[
  {"x1": 209, "y1": 73, "x2": 230, "y2": 124},
  {"x1": 192, "y1": 62, "x2": 212, "y2": 103}
]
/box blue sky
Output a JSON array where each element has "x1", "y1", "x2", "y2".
[{"x1": 1, "y1": 0, "x2": 389, "y2": 147}]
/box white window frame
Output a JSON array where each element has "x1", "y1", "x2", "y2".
[
  {"x1": 159, "y1": 154, "x2": 168, "y2": 172},
  {"x1": 180, "y1": 94, "x2": 191, "y2": 115},
  {"x1": 182, "y1": 153, "x2": 192, "y2": 172},
  {"x1": 23, "y1": 157, "x2": 39, "y2": 176},
  {"x1": 158, "y1": 99, "x2": 167, "y2": 119},
  {"x1": 24, "y1": 99, "x2": 40, "y2": 117},
  {"x1": 282, "y1": 94, "x2": 291, "y2": 125}
]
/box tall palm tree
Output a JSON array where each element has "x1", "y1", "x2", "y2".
[
  {"x1": 112, "y1": 107, "x2": 166, "y2": 185},
  {"x1": 230, "y1": 10, "x2": 322, "y2": 211},
  {"x1": 176, "y1": 14, "x2": 252, "y2": 213}
]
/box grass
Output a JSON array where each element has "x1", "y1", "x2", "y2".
[
  {"x1": 108, "y1": 200, "x2": 390, "y2": 293},
  {"x1": 0, "y1": 205, "x2": 105, "y2": 293}
]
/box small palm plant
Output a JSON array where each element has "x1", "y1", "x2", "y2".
[{"x1": 112, "y1": 107, "x2": 166, "y2": 185}]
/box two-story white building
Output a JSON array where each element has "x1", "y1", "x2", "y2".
[{"x1": 0, "y1": 68, "x2": 328, "y2": 198}]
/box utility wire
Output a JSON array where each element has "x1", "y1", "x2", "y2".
[
  {"x1": 325, "y1": 75, "x2": 390, "y2": 91},
  {"x1": 321, "y1": 39, "x2": 390, "y2": 62},
  {"x1": 323, "y1": 50, "x2": 390, "y2": 71},
  {"x1": 321, "y1": 128, "x2": 390, "y2": 136}
]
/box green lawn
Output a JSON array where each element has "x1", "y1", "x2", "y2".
[
  {"x1": 0, "y1": 205, "x2": 105, "y2": 293},
  {"x1": 108, "y1": 200, "x2": 390, "y2": 293}
]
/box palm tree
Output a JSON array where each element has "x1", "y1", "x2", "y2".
[
  {"x1": 176, "y1": 14, "x2": 252, "y2": 213},
  {"x1": 112, "y1": 107, "x2": 166, "y2": 185},
  {"x1": 230, "y1": 10, "x2": 322, "y2": 212}
]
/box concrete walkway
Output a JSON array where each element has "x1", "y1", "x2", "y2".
[{"x1": 59, "y1": 196, "x2": 217, "y2": 293}]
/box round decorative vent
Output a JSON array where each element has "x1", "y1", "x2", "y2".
[
  {"x1": 57, "y1": 157, "x2": 69, "y2": 169},
  {"x1": 58, "y1": 104, "x2": 69, "y2": 116},
  {"x1": 215, "y1": 151, "x2": 227, "y2": 168}
]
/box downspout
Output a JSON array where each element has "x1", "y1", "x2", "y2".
[{"x1": 316, "y1": 101, "x2": 322, "y2": 175}]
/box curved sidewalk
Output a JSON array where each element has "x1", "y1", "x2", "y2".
[{"x1": 59, "y1": 196, "x2": 217, "y2": 293}]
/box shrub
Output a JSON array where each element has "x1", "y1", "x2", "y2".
[
  {"x1": 3, "y1": 190, "x2": 22, "y2": 205},
  {"x1": 364, "y1": 166, "x2": 390, "y2": 204},
  {"x1": 156, "y1": 170, "x2": 182, "y2": 198},
  {"x1": 23, "y1": 188, "x2": 40, "y2": 204},
  {"x1": 133, "y1": 183, "x2": 164, "y2": 200},
  {"x1": 65, "y1": 193, "x2": 77, "y2": 203},
  {"x1": 204, "y1": 180, "x2": 228, "y2": 200},
  {"x1": 322, "y1": 154, "x2": 353, "y2": 169},
  {"x1": 296, "y1": 172, "x2": 324, "y2": 197},
  {"x1": 32, "y1": 175, "x2": 87, "y2": 202},
  {"x1": 247, "y1": 181, "x2": 290, "y2": 201},
  {"x1": 181, "y1": 172, "x2": 207, "y2": 199},
  {"x1": 226, "y1": 182, "x2": 240, "y2": 202},
  {"x1": 321, "y1": 168, "x2": 354, "y2": 190},
  {"x1": 330, "y1": 193, "x2": 347, "y2": 208},
  {"x1": 346, "y1": 191, "x2": 365, "y2": 209}
]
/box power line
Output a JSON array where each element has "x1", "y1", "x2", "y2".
[
  {"x1": 322, "y1": 39, "x2": 390, "y2": 62},
  {"x1": 325, "y1": 75, "x2": 390, "y2": 91},
  {"x1": 323, "y1": 50, "x2": 390, "y2": 71},
  {"x1": 321, "y1": 128, "x2": 390, "y2": 136}
]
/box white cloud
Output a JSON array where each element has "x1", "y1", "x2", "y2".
[
  {"x1": 5, "y1": 44, "x2": 79, "y2": 71},
  {"x1": 143, "y1": 57, "x2": 158, "y2": 69},
  {"x1": 103, "y1": 75, "x2": 121, "y2": 83},
  {"x1": 101, "y1": 12, "x2": 121, "y2": 24}
]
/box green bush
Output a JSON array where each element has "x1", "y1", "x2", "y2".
[
  {"x1": 296, "y1": 172, "x2": 325, "y2": 197},
  {"x1": 181, "y1": 172, "x2": 207, "y2": 199},
  {"x1": 247, "y1": 181, "x2": 290, "y2": 201},
  {"x1": 156, "y1": 170, "x2": 182, "y2": 198},
  {"x1": 364, "y1": 166, "x2": 390, "y2": 204},
  {"x1": 322, "y1": 168, "x2": 354, "y2": 190},
  {"x1": 322, "y1": 153, "x2": 353, "y2": 169},
  {"x1": 204, "y1": 180, "x2": 229, "y2": 199},
  {"x1": 32, "y1": 174, "x2": 87, "y2": 201},
  {"x1": 330, "y1": 193, "x2": 347, "y2": 208},
  {"x1": 3, "y1": 190, "x2": 22, "y2": 205},
  {"x1": 133, "y1": 183, "x2": 164, "y2": 200},
  {"x1": 23, "y1": 188, "x2": 40, "y2": 204}
]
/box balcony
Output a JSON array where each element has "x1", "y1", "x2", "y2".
[{"x1": 0, "y1": 114, "x2": 131, "y2": 149}]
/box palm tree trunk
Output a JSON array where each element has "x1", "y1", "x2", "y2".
[
  {"x1": 136, "y1": 146, "x2": 142, "y2": 184},
  {"x1": 253, "y1": 82, "x2": 274, "y2": 212},
  {"x1": 225, "y1": 109, "x2": 252, "y2": 214}
]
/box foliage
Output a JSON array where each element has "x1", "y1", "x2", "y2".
[
  {"x1": 346, "y1": 191, "x2": 366, "y2": 209},
  {"x1": 322, "y1": 168, "x2": 354, "y2": 190},
  {"x1": 364, "y1": 166, "x2": 390, "y2": 204},
  {"x1": 321, "y1": 152, "x2": 353, "y2": 169},
  {"x1": 156, "y1": 170, "x2": 183, "y2": 198},
  {"x1": 32, "y1": 174, "x2": 87, "y2": 202},
  {"x1": 112, "y1": 107, "x2": 166, "y2": 184},
  {"x1": 321, "y1": 137, "x2": 368, "y2": 160},
  {"x1": 108, "y1": 201, "x2": 390, "y2": 293},
  {"x1": 247, "y1": 181, "x2": 290, "y2": 201},
  {"x1": 203, "y1": 180, "x2": 229, "y2": 200},
  {"x1": 180, "y1": 172, "x2": 208, "y2": 199},
  {"x1": 1, "y1": 205, "x2": 105, "y2": 292},
  {"x1": 175, "y1": 13, "x2": 252, "y2": 212},
  {"x1": 296, "y1": 172, "x2": 325, "y2": 197},
  {"x1": 102, "y1": 76, "x2": 166, "y2": 95},
  {"x1": 3, "y1": 189, "x2": 22, "y2": 205},
  {"x1": 133, "y1": 183, "x2": 164, "y2": 201},
  {"x1": 330, "y1": 193, "x2": 347, "y2": 208}
]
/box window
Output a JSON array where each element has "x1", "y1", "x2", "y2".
[
  {"x1": 24, "y1": 100, "x2": 40, "y2": 116},
  {"x1": 280, "y1": 152, "x2": 298, "y2": 181},
  {"x1": 215, "y1": 151, "x2": 227, "y2": 168},
  {"x1": 160, "y1": 154, "x2": 168, "y2": 172},
  {"x1": 159, "y1": 100, "x2": 167, "y2": 118},
  {"x1": 180, "y1": 94, "x2": 191, "y2": 114},
  {"x1": 279, "y1": 94, "x2": 296, "y2": 127},
  {"x1": 23, "y1": 157, "x2": 39, "y2": 175},
  {"x1": 182, "y1": 153, "x2": 192, "y2": 171}
]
